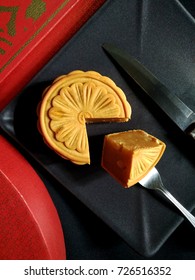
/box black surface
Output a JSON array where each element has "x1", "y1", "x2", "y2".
[
  {"x1": 39, "y1": 167, "x2": 195, "y2": 260},
  {"x1": 0, "y1": 0, "x2": 195, "y2": 259}
]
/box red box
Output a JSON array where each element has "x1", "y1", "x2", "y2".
[{"x1": 0, "y1": 0, "x2": 106, "y2": 110}]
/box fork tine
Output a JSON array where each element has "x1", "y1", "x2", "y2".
[{"x1": 139, "y1": 167, "x2": 160, "y2": 189}]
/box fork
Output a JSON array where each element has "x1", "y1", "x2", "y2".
[{"x1": 139, "y1": 167, "x2": 195, "y2": 227}]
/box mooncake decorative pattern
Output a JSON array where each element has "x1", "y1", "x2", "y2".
[
  {"x1": 38, "y1": 70, "x2": 131, "y2": 165},
  {"x1": 130, "y1": 146, "x2": 164, "y2": 180}
]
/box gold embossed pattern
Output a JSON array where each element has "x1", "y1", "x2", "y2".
[
  {"x1": 0, "y1": 1, "x2": 70, "y2": 73},
  {"x1": 38, "y1": 70, "x2": 131, "y2": 165}
]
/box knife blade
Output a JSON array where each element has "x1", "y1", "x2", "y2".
[{"x1": 102, "y1": 43, "x2": 195, "y2": 140}]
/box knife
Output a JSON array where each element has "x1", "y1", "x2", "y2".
[{"x1": 102, "y1": 43, "x2": 195, "y2": 140}]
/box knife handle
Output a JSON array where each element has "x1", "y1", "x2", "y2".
[{"x1": 186, "y1": 124, "x2": 195, "y2": 141}]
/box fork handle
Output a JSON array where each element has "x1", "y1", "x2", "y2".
[{"x1": 158, "y1": 187, "x2": 195, "y2": 227}]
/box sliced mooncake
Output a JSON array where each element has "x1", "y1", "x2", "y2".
[
  {"x1": 38, "y1": 70, "x2": 131, "y2": 165},
  {"x1": 101, "y1": 130, "x2": 166, "y2": 187}
]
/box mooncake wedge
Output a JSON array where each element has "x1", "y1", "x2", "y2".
[
  {"x1": 101, "y1": 130, "x2": 166, "y2": 187},
  {"x1": 38, "y1": 70, "x2": 131, "y2": 165}
]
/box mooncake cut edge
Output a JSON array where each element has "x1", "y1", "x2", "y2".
[{"x1": 101, "y1": 130, "x2": 166, "y2": 187}]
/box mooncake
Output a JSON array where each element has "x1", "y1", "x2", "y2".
[
  {"x1": 101, "y1": 130, "x2": 166, "y2": 187},
  {"x1": 38, "y1": 70, "x2": 131, "y2": 164}
]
